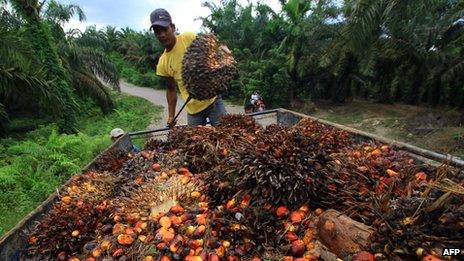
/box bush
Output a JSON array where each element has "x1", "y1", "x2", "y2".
[{"x1": 0, "y1": 94, "x2": 162, "y2": 236}]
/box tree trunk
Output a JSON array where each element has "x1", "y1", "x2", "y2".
[{"x1": 317, "y1": 209, "x2": 374, "y2": 258}]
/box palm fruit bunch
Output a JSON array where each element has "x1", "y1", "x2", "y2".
[{"x1": 182, "y1": 34, "x2": 238, "y2": 100}]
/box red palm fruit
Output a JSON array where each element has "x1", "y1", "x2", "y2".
[
  {"x1": 290, "y1": 211, "x2": 303, "y2": 223},
  {"x1": 157, "y1": 242, "x2": 167, "y2": 251},
  {"x1": 208, "y1": 254, "x2": 220, "y2": 261},
  {"x1": 415, "y1": 172, "x2": 427, "y2": 181},
  {"x1": 240, "y1": 194, "x2": 251, "y2": 207},
  {"x1": 352, "y1": 251, "x2": 375, "y2": 261},
  {"x1": 170, "y1": 205, "x2": 184, "y2": 215},
  {"x1": 276, "y1": 206, "x2": 289, "y2": 218},
  {"x1": 112, "y1": 248, "x2": 124, "y2": 257},
  {"x1": 285, "y1": 232, "x2": 298, "y2": 242},
  {"x1": 291, "y1": 240, "x2": 305, "y2": 257},
  {"x1": 152, "y1": 163, "x2": 161, "y2": 171},
  {"x1": 170, "y1": 216, "x2": 182, "y2": 226},
  {"x1": 178, "y1": 167, "x2": 190, "y2": 175}
]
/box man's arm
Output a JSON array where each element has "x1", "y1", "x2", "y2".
[{"x1": 161, "y1": 76, "x2": 177, "y2": 126}]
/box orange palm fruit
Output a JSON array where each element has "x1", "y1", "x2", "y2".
[
  {"x1": 91, "y1": 248, "x2": 102, "y2": 258},
  {"x1": 160, "y1": 256, "x2": 171, "y2": 261},
  {"x1": 117, "y1": 234, "x2": 134, "y2": 245},
  {"x1": 100, "y1": 240, "x2": 111, "y2": 250},
  {"x1": 61, "y1": 196, "x2": 72, "y2": 205},
  {"x1": 196, "y1": 214, "x2": 207, "y2": 225},
  {"x1": 215, "y1": 246, "x2": 225, "y2": 257},
  {"x1": 191, "y1": 191, "x2": 201, "y2": 199},
  {"x1": 170, "y1": 216, "x2": 182, "y2": 227},
  {"x1": 186, "y1": 225, "x2": 196, "y2": 236},
  {"x1": 226, "y1": 198, "x2": 236, "y2": 209},
  {"x1": 185, "y1": 256, "x2": 203, "y2": 261},
  {"x1": 298, "y1": 205, "x2": 309, "y2": 214},
  {"x1": 159, "y1": 216, "x2": 172, "y2": 228}
]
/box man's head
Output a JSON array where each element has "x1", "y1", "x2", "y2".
[
  {"x1": 150, "y1": 8, "x2": 176, "y2": 49},
  {"x1": 110, "y1": 128, "x2": 124, "y2": 142}
]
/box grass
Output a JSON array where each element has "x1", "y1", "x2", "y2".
[
  {"x1": 298, "y1": 100, "x2": 464, "y2": 158},
  {"x1": 0, "y1": 93, "x2": 162, "y2": 236}
]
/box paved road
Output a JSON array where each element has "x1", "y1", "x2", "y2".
[{"x1": 119, "y1": 80, "x2": 244, "y2": 130}]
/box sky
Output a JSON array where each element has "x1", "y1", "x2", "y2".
[{"x1": 61, "y1": 0, "x2": 282, "y2": 33}]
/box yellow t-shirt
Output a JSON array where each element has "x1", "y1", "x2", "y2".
[{"x1": 156, "y1": 32, "x2": 216, "y2": 115}]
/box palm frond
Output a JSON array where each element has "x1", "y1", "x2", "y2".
[
  {"x1": 44, "y1": 0, "x2": 86, "y2": 24},
  {"x1": 442, "y1": 57, "x2": 464, "y2": 82},
  {"x1": 77, "y1": 47, "x2": 120, "y2": 91},
  {"x1": 70, "y1": 69, "x2": 114, "y2": 113},
  {"x1": 0, "y1": 26, "x2": 58, "y2": 108}
]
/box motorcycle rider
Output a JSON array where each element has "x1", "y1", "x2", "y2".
[{"x1": 250, "y1": 91, "x2": 262, "y2": 106}]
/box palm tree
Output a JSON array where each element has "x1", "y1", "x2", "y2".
[
  {"x1": 10, "y1": 0, "x2": 78, "y2": 133},
  {"x1": 0, "y1": 3, "x2": 53, "y2": 134},
  {"x1": 2, "y1": 0, "x2": 120, "y2": 133}
]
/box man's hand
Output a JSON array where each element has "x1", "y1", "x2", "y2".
[{"x1": 167, "y1": 116, "x2": 177, "y2": 128}]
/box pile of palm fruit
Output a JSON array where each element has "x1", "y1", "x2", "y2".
[{"x1": 25, "y1": 115, "x2": 463, "y2": 260}]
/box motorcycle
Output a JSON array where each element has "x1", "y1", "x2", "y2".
[{"x1": 245, "y1": 98, "x2": 266, "y2": 113}]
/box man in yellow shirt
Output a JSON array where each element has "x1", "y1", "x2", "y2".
[{"x1": 149, "y1": 8, "x2": 227, "y2": 127}]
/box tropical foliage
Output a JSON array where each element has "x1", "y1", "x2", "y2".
[
  {"x1": 200, "y1": 0, "x2": 464, "y2": 108},
  {"x1": 1, "y1": 0, "x2": 119, "y2": 134},
  {"x1": 0, "y1": 94, "x2": 162, "y2": 236}
]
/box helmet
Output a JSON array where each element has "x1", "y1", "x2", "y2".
[{"x1": 110, "y1": 128, "x2": 125, "y2": 138}]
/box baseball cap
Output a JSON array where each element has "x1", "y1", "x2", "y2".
[
  {"x1": 150, "y1": 8, "x2": 172, "y2": 29},
  {"x1": 110, "y1": 128, "x2": 125, "y2": 138}
]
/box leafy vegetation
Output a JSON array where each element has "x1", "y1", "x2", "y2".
[
  {"x1": 74, "y1": 25, "x2": 164, "y2": 88},
  {"x1": 0, "y1": 0, "x2": 164, "y2": 236},
  {"x1": 200, "y1": 0, "x2": 464, "y2": 108},
  {"x1": 109, "y1": 52, "x2": 160, "y2": 88},
  {"x1": 0, "y1": 94, "x2": 162, "y2": 236},
  {"x1": 1, "y1": 0, "x2": 120, "y2": 134}
]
